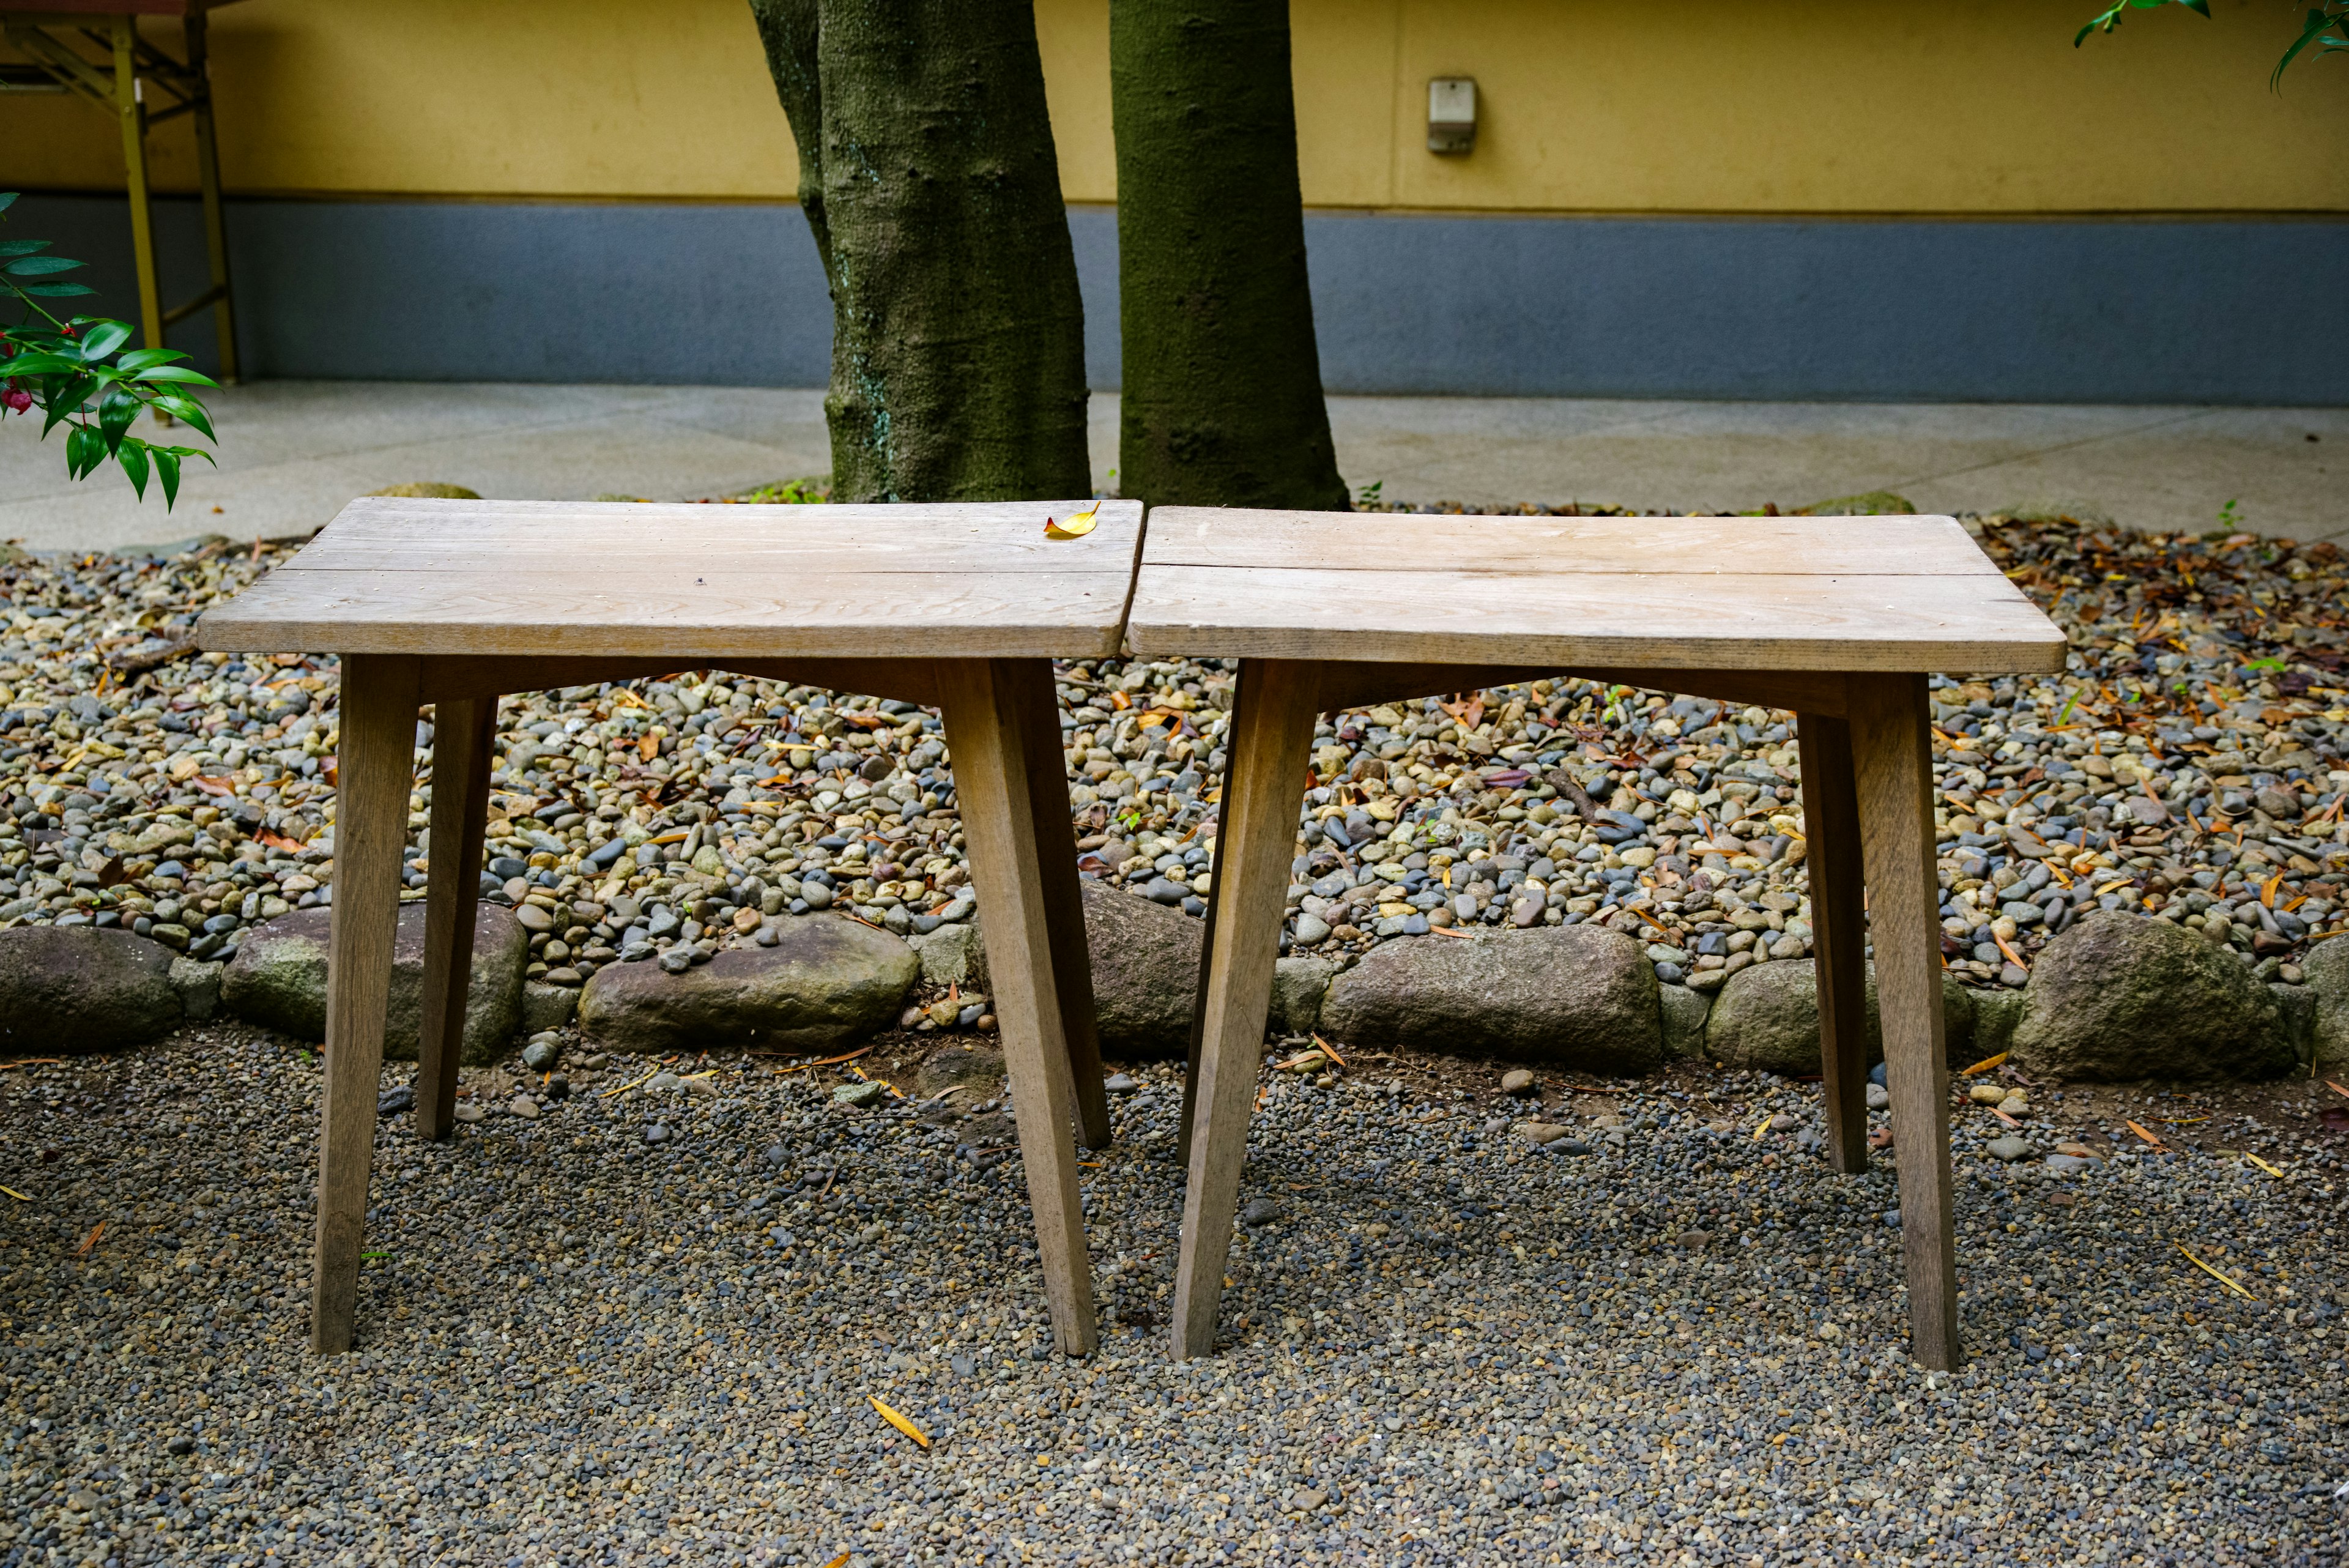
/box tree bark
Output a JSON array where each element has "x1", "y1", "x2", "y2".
[
  {"x1": 1110, "y1": 0, "x2": 1347, "y2": 510},
  {"x1": 748, "y1": 0, "x2": 1091, "y2": 502}
]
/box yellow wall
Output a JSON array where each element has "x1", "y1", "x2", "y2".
[{"x1": 6, "y1": 0, "x2": 2344, "y2": 212}]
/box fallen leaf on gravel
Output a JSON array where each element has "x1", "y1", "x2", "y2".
[
  {"x1": 1753, "y1": 1115, "x2": 1772, "y2": 1142},
  {"x1": 869, "y1": 1395, "x2": 931, "y2": 1448},
  {"x1": 1310, "y1": 1033, "x2": 1347, "y2": 1068},
  {"x1": 2124, "y1": 1120, "x2": 2169, "y2": 1151},
  {"x1": 0, "y1": 1186, "x2": 27, "y2": 1202},
  {"x1": 74, "y1": 1220, "x2": 102, "y2": 1256},
  {"x1": 191, "y1": 776, "x2": 234, "y2": 796},
  {"x1": 2325, "y1": 1080, "x2": 2349, "y2": 1100},
  {"x1": 1961, "y1": 1052, "x2": 2008, "y2": 1076},
  {"x1": 638, "y1": 734, "x2": 659, "y2": 763},
  {"x1": 2176, "y1": 1243, "x2": 2255, "y2": 1301}
]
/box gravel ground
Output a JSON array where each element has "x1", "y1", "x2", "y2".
[
  {"x1": 4, "y1": 1027, "x2": 2347, "y2": 1565},
  {"x1": 0, "y1": 507, "x2": 2340, "y2": 1005}
]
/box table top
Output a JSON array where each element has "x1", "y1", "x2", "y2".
[
  {"x1": 196, "y1": 496, "x2": 1146, "y2": 661},
  {"x1": 1126, "y1": 508, "x2": 2066, "y2": 674}
]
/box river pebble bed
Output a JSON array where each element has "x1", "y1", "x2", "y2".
[
  {"x1": 2, "y1": 1027, "x2": 2345, "y2": 1565},
  {"x1": 0, "y1": 508, "x2": 2340, "y2": 997}
]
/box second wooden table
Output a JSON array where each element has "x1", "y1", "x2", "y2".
[{"x1": 1126, "y1": 506, "x2": 2067, "y2": 1370}]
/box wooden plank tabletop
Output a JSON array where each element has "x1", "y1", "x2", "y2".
[
  {"x1": 197, "y1": 497, "x2": 1145, "y2": 661},
  {"x1": 1127, "y1": 508, "x2": 2066, "y2": 674}
]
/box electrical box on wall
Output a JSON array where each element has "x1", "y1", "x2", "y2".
[{"x1": 1427, "y1": 78, "x2": 1477, "y2": 155}]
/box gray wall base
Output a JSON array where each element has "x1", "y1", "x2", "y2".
[{"x1": 18, "y1": 193, "x2": 2345, "y2": 404}]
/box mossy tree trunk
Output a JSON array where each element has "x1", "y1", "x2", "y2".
[
  {"x1": 1109, "y1": 0, "x2": 1347, "y2": 510},
  {"x1": 748, "y1": 0, "x2": 1091, "y2": 502}
]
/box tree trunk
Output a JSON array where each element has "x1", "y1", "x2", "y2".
[
  {"x1": 1109, "y1": 0, "x2": 1347, "y2": 510},
  {"x1": 748, "y1": 0, "x2": 1091, "y2": 502}
]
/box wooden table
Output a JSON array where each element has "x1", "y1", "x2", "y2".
[
  {"x1": 1126, "y1": 507, "x2": 2067, "y2": 1370},
  {"x1": 196, "y1": 495, "x2": 1141, "y2": 1358}
]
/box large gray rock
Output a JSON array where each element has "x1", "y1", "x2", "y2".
[
  {"x1": 1319, "y1": 926, "x2": 1661, "y2": 1074},
  {"x1": 1969, "y1": 986, "x2": 2025, "y2": 1058},
  {"x1": 219, "y1": 902, "x2": 529, "y2": 1065},
  {"x1": 1269, "y1": 956, "x2": 1334, "y2": 1036},
  {"x1": 577, "y1": 914, "x2": 917, "y2": 1054},
  {"x1": 1705, "y1": 960, "x2": 1977, "y2": 1076},
  {"x1": 2011, "y1": 910, "x2": 2295, "y2": 1081},
  {"x1": 1660, "y1": 984, "x2": 1710, "y2": 1060},
  {"x1": 908, "y1": 918, "x2": 987, "y2": 991},
  {"x1": 1082, "y1": 880, "x2": 1200, "y2": 1058},
  {"x1": 2271, "y1": 983, "x2": 2317, "y2": 1069},
  {"x1": 2308, "y1": 937, "x2": 2349, "y2": 1068},
  {"x1": 0, "y1": 926, "x2": 182, "y2": 1053}
]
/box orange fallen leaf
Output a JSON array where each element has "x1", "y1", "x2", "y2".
[
  {"x1": 2325, "y1": 1080, "x2": 2349, "y2": 1100},
  {"x1": 256, "y1": 830, "x2": 305, "y2": 851},
  {"x1": 869, "y1": 1395, "x2": 932, "y2": 1448},
  {"x1": 1992, "y1": 931, "x2": 2030, "y2": 972},
  {"x1": 1310, "y1": 1033, "x2": 1346, "y2": 1069},
  {"x1": 1043, "y1": 499, "x2": 1102, "y2": 540},
  {"x1": 820, "y1": 1556, "x2": 852, "y2": 1568},
  {"x1": 2123, "y1": 1119, "x2": 2168, "y2": 1152},
  {"x1": 1961, "y1": 1052, "x2": 2008, "y2": 1076},
  {"x1": 191, "y1": 776, "x2": 235, "y2": 797},
  {"x1": 75, "y1": 1219, "x2": 103, "y2": 1257},
  {"x1": 638, "y1": 734, "x2": 659, "y2": 763}
]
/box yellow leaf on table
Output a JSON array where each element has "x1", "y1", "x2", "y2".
[
  {"x1": 869, "y1": 1394, "x2": 932, "y2": 1449},
  {"x1": 1043, "y1": 499, "x2": 1102, "y2": 540}
]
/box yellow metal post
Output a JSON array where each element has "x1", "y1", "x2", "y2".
[
  {"x1": 184, "y1": 7, "x2": 237, "y2": 382},
  {"x1": 109, "y1": 13, "x2": 165, "y2": 357}
]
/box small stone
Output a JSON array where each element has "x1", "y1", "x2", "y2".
[
  {"x1": 508, "y1": 1095, "x2": 541, "y2": 1120},
  {"x1": 644, "y1": 1123, "x2": 670, "y2": 1144},
  {"x1": 1969, "y1": 1081, "x2": 2008, "y2": 1105},
  {"x1": 1104, "y1": 1072, "x2": 1139, "y2": 1094},
  {"x1": 164, "y1": 1434, "x2": 194, "y2": 1455},
  {"x1": 1499, "y1": 1068, "x2": 1536, "y2": 1096},
  {"x1": 1239, "y1": 1197, "x2": 1281, "y2": 1227},
  {"x1": 1516, "y1": 1122, "x2": 1572, "y2": 1147},
  {"x1": 1865, "y1": 1082, "x2": 1890, "y2": 1110},
  {"x1": 452, "y1": 1103, "x2": 486, "y2": 1124},
  {"x1": 833, "y1": 1079, "x2": 886, "y2": 1107},
  {"x1": 377, "y1": 1085, "x2": 415, "y2": 1116},
  {"x1": 520, "y1": 1038, "x2": 561, "y2": 1071},
  {"x1": 1986, "y1": 1135, "x2": 2035, "y2": 1162}
]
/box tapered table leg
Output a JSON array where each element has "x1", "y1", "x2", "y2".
[
  {"x1": 417, "y1": 694, "x2": 499, "y2": 1141},
  {"x1": 1850, "y1": 672, "x2": 1961, "y2": 1370},
  {"x1": 1004, "y1": 658, "x2": 1113, "y2": 1151},
  {"x1": 1171, "y1": 658, "x2": 1321, "y2": 1361},
  {"x1": 312, "y1": 654, "x2": 420, "y2": 1354},
  {"x1": 1797, "y1": 708, "x2": 1871, "y2": 1175},
  {"x1": 936, "y1": 659, "x2": 1099, "y2": 1356},
  {"x1": 1178, "y1": 649, "x2": 1252, "y2": 1171}
]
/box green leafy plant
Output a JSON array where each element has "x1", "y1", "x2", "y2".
[
  {"x1": 2076, "y1": 0, "x2": 2349, "y2": 87},
  {"x1": 1, "y1": 192, "x2": 218, "y2": 507}
]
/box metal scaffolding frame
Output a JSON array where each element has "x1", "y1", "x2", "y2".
[{"x1": 1, "y1": 0, "x2": 242, "y2": 381}]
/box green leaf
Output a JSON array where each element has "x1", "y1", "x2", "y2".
[
  {"x1": 0, "y1": 240, "x2": 51, "y2": 258},
  {"x1": 2273, "y1": 6, "x2": 2340, "y2": 84},
  {"x1": 98, "y1": 387, "x2": 139, "y2": 452},
  {"x1": 154, "y1": 447, "x2": 182, "y2": 509},
  {"x1": 2, "y1": 256, "x2": 83, "y2": 277},
  {"x1": 65, "y1": 424, "x2": 102, "y2": 481},
  {"x1": 117, "y1": 437, "x2": 150, "y2": 501},
  {"x1": 0, "y1": 351, "x2": 82, "y2": 376},
  {"x1": 76, "y1": 320, "x2": 133, "y2": 361},
  {"x1": 0, "y1": 193, "x2": 18, "y2": 214},
  {"x1": 18, "y1": 283, "x2": 95, "y2": 298},
  {"x1": 113, "y1": 347, "x2": 189, "y2": 373},
  {"x1": 149, "y1": 393, "x2": 215, "y2": 443},
  {"x1": 128, "y1": 365, "x2": 218, "y2": 387}
]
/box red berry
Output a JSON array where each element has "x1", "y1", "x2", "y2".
[{"x1": 1, "y1": 390, "x2": 31, "y2": 415}]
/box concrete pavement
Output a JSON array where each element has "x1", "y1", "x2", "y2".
[{"x1": 1, "y1": 382, "x2": 2340, "y2": 552}]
